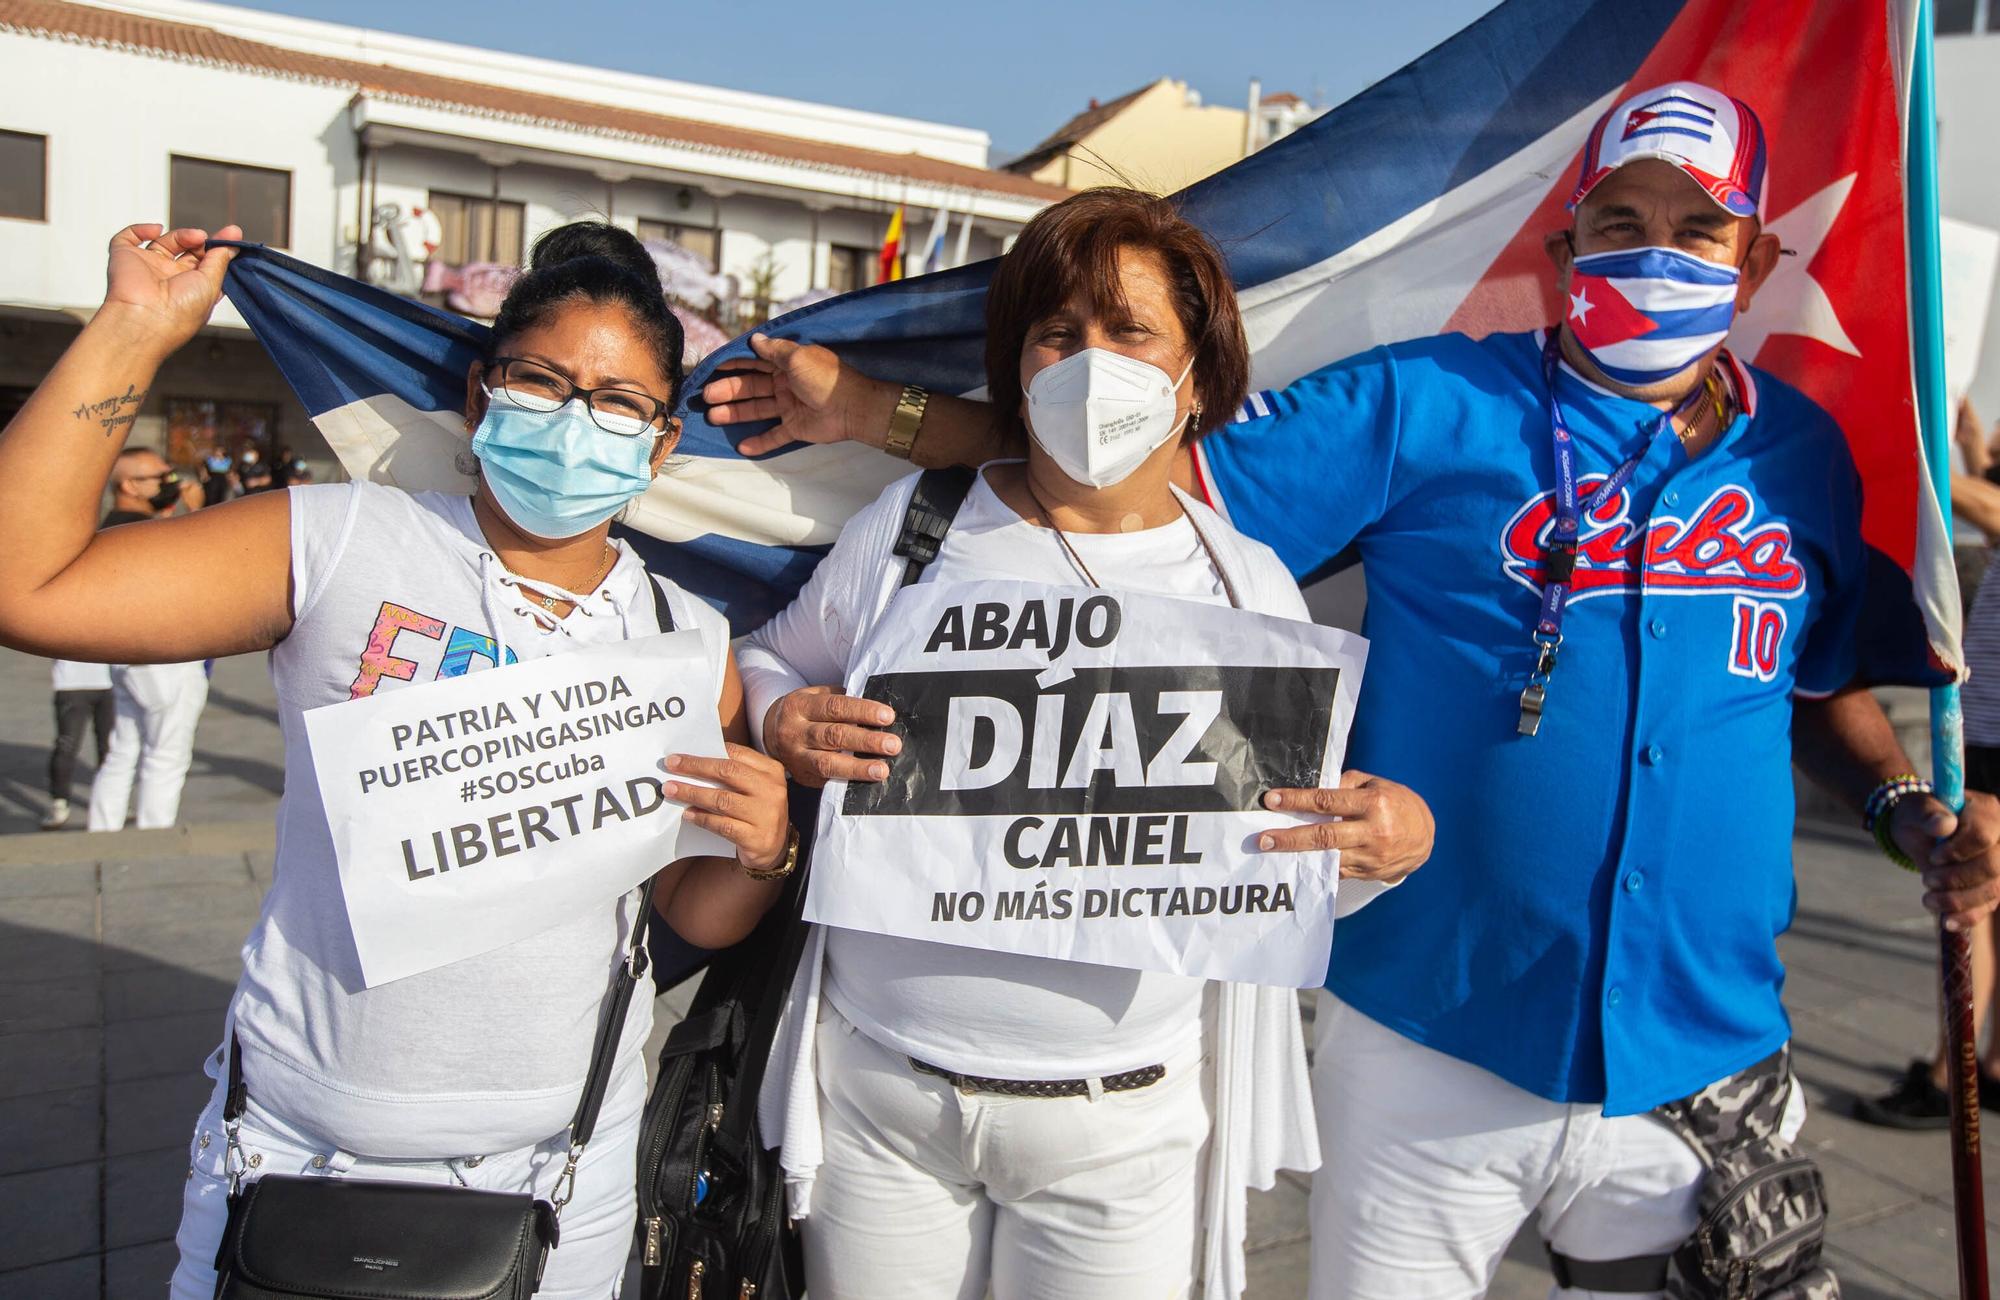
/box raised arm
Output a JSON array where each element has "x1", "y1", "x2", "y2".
[
  {"x1": 702, "y1": 333, "x2": 1003, "y2": 467},
  {"x1": 703, "y1": 333, "x2": 1204, "y2": 493},
  {"x1": 0, "y1": 224, "x2": 294, "y2": 663},
  {"x1": 1952, "y1": 473, "x2": 2000, "y2": 541}
]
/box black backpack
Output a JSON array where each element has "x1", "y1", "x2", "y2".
[
  {"x1": 633, "y1": 812, "x2": 812, "y2": 1300},
  {"x1": 634, "y1": 467, "x2": 977, "y2": 1300}
]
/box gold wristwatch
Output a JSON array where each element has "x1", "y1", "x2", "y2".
[
  {"x1": 739, "y1": 825, "x2": 800, "y2": 881},
  {"x1": 885, "y1": 384, "x2": 930, "y2": 460}
]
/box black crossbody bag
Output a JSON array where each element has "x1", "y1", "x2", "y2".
[{"x1": 212, "y1": 913, "x2": 647, "y2": 1299}]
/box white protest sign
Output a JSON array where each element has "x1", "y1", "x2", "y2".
[
  {"x1": 806, "y1": 580, "x2": 1367, "y2": 989},
  {"x1": 1942, "y1": 216, "x2": 2000, "y2": 416},
  {"x1": 305, "y1": 630, "x2": 731, "y2": 986}
]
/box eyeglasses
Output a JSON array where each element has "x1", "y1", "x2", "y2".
[{"x1": 484, "y1": 357, "x2": 670, "y2": 438}]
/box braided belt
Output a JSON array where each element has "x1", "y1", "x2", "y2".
[{"x1": 909, "y1": 1058, "x2": 1167, "y2": 1098}]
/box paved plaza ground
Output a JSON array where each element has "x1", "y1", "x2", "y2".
[{"x1": 0, "y1": 642, "x2": 1988, "y2": 1296}]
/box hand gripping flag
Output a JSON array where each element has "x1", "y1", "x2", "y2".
[{"x1": 222, "y1": 0, "x2": 1956, "y2": 683}]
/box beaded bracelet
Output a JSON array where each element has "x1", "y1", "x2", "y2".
[{"x1": 1863, "y1": 772, "x2": 1933, "y2": 870}]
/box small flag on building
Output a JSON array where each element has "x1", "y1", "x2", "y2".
[
  {"x1": 878, "y1": 205, "x2": 905, "y2": 283},
  {"x1": 919, "y1": 205, "x2": 952, "y2": 275}
]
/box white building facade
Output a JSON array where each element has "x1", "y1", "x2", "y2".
[{"x1": 0, "y1": 0, "x2": 1063, "y2": 472}]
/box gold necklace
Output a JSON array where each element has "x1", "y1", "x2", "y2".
[
  {"x1": 520, "y1": 545, "x2": 616, "y2": 614},
  {"x1": 1673, "y1": 373, "x2": 1732, "y2": 447}
]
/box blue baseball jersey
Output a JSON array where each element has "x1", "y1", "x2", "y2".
[{"x1": 1199, "y1": 330, "x2": 1864, "y2": 1114}]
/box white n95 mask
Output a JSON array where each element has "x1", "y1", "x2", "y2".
[{"x1": 1025, "y1": 347, "x2": 1195, "y2": 488}]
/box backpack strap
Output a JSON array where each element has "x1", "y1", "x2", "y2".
[
  {"x1": 645, "y1": 575, "x2": 677, "y2": 633},
  {"x1": 892, "y1": 466, "x2": 978, "y2": 588},
  {"x1": 1544, "y1": 1252, "x2": 1671, "y2": 1294}
]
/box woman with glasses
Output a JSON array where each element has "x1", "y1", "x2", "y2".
[{"x1": 0, "y1": 219, "x2": 794, "y2": 1298}]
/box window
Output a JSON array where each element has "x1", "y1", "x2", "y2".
[
  {"x1": 827, "y1": 245, "x2": 875, "y2": 295},
  {"x1": 636, "y1": 219, "x2": 718, "y2": 269},
  {"x1": 169, "y1": 156, "x2": 291, "y2": 247},
  {"x1": 1939, "y1": 0, "x2": 1976, "y2": 33},
  {"x1": 0, "y1": 131, "x2": 46, "y2": 221},
  {"x1": 165, "y1": 398, "x2": 279, "y2": 470},
  {"x1": 430, "y1": 192, "x2": 526, "y2": 266}
]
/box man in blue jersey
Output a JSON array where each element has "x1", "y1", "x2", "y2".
[{"x1": 705, "y1": 81, "x2": 2000, "y2": 1298}]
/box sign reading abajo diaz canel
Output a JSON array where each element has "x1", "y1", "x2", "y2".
[{"x1": 807, "y1": 580, "x2": 1367, "y2": 988}]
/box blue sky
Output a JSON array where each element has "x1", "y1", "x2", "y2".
[{"x1": 231, "y1": 0, "x2": 1502, "y2": 159}]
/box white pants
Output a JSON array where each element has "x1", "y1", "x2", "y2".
[
  {"x1": 1307, "y1": 995, "x2": 1806, "y2": 1300},
  {"x1": 169, "y1": 1055, "x2": 640, "y2": 1300},
  {"x1": 88, "y1": 661, "x2": 208, "y2": 830},
  {"x1": 805, "y1": 1005, "x2": 1210, "y2": 1300}
]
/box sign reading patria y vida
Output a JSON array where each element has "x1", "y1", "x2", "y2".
[
  {"x1": 807, "y1": 580, "x2": 1367, "y2": 988},
  {"x1": 306, "y1": 630, "x2": 731, "y2": 986}
]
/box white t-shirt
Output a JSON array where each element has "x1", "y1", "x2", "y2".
[
  {"x1": 230, "y1": 482, "x2": 731, "y2": 1157},
  {"x1": 51, "y1": 659, "x2": 112, "y2": 691},
  {"x1": 740, "y1": 465, "x2": 1312, "y2": 1079}
]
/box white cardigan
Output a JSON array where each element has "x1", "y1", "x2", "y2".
[{"x1": 740, "y1": 467, "x2": 1330, "y2": 1300}]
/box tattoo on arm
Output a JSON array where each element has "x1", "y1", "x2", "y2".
[{"x1": 71, "y1": 385, "x2": 147, "y2": 437}]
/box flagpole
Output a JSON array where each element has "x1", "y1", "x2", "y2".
[{"x1": 1910, "y1": 2, "x2": 1989, "y2": 1294}]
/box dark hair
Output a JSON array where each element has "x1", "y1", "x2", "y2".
[
  {"x1": 984, "y1": 187, "x2": 1249, "y2": 440},
  {"x1": 488, "y1": 221, "x2": 688, "y2": 409}
]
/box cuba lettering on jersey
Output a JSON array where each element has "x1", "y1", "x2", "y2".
[
  {"x1": 1499, "y1": 474, "x2": 1809, "y2": 688},
  {"x1": 1195, "y1": 330, "x2": 1865, "y2": 1114}
]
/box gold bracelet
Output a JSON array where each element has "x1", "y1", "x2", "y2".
[
  {"x1": 739, "y1": 825, "x2": 800, "y2": 881},
  {"x1": 885, "y1": 384, "x2": 930, "y2": 460}
]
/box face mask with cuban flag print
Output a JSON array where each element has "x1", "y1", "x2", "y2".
[{"x1": 1564, "y1": 245, "x2": 1741, "y2": 388}]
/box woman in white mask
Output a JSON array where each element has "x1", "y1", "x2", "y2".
[
  {"x1": 739, "y1": 188, "x2": 1435, "y2": 1299},
  {"x1": 0, "y1": 219, "x2": 795, "y2": 1298}
]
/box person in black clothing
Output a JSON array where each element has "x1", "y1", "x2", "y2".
[
  {"x1": 104, "y1": 446, "x2": 192, "y2": 523},
  {"x1": 43, "y1": 659, "x2": 112, "y2": 829},
  {"x1": 199, "y1": 449, "x2": 238, "y2": 508}
]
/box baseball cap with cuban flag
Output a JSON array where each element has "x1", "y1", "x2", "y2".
[{"x1": 1568, "y1": 81, "x2": 1768, "y2": 219}]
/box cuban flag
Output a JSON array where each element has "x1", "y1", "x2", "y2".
[{"x1": 221, "y1": 0, "x2": 1956, "y2": 683}]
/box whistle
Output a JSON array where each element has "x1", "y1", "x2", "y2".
[{"x1": 1517, "y1": 682, "x2": 1546, "y2": 737}]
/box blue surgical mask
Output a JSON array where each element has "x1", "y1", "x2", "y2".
[{"x1": 470, "y1": 399, "x2": 656, "y2": 540}]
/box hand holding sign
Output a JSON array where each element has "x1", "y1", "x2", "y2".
[
  {"x1": 663, "y1": 743, "x2": 794, "y2": 873},
  {"x1": 763, "y1": 685, "x2": 901, "y2": 787},
  {"x1": 1260, "y1": 771, "x2": 1434, "y2": 884}
]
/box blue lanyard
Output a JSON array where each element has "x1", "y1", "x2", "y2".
[{"x1": 1519, "y1": 335, "x2": 1706, "y2": 737}]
